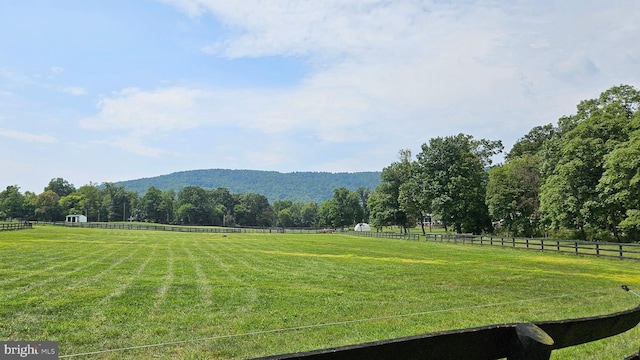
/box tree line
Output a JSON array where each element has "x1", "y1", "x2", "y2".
[
  {"x1": 2, "y1": 84, "x2": 639, "y2": 242},
  {"x1": 0, "y1": 178, "x2": 370, "y2": 229},
  {"x1": 368, "y1": 84, "x2": 640, "y2": 242}
]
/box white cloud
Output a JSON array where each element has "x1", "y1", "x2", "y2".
[
  {"x1": 0, "y1": 128, "x2": 57, "y2": 144},
  {"x1": 103, "y1": 0, "x2": 640, "y2": 164},
  {"x1": 161, "y1": 1, "x2": 527, "y2": 115},
  {"x1": 109, "y1": 136, "x2": 165, "y2": 157},
  {"x1": 196, "y1": 1, "x2": 448, "y2": 59},
  {"x1": 81, "y1": 87, "x2": 210, "y2": 132},
  {"x1": 59, "y1": 86, "x2": 87, "y2": 96}
]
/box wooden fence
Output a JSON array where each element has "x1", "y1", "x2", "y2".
[
  {"x1": 41, "y1": 221, "x2": 325, "y2": 234},
  {"x1": 425, "y1": 233, "x2": 640, "y2": 261},
  {"x1": 0, "y1": 223, "x2": 33, "y2": 231},
  {"x1": 58, "y1": 222, "x2": 244, "y2": 233},
  {"x1": 255, "y1": 302, "x2": 640, "y2": 359},
  {"x1": 343, "y1": 230, "x2": 421, "y2": 241}
]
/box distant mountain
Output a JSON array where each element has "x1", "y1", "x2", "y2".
[{"x1": 114, "y1": 169, "x2": 381, "y2": 203}]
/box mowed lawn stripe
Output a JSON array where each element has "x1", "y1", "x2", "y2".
[
  {"x1": 1, "y1": 228, "x2": 639, "y2": 359},
  {"x1": 0, "y1": 237, "x2": 134, "y2": 305},
  {"x1": 98, "y1": 246, "x2": 157, "y2": 306},
  {"x1": 94, "y1": 246, "x2": 171, "y2": 351},
  {"x1": 195, "y1": 236, "x2": 262, "y2": 329},
  {"x1": 182, "y1": 245, "x2": 213, "y2": 308},
  {"x1": 152, "y1": 242, "x2": 174, "y2": 311},
  {"x1": 138, "y1": 236, "x2": 246, "y2": 348},
  {"x1": 0, "y1": 234, "x2": 113, "y2": 287}
]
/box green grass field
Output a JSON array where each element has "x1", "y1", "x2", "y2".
[{"x1": 1, "y1": 226, "x2": 639, "y2": 359}]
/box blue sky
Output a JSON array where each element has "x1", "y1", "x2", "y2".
[{"x1": 1, "y1": 0, "x2": 639, "y2": 193}]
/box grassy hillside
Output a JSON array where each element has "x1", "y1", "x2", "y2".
[
  {"x1": 114, "y1": 169, "x2": 381, "y2": 203},
  {"x1": 1, "y1": 226, "x2": 639, "y2": 359}
]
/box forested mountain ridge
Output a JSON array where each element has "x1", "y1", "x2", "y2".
[{"x1": 114, "y1": 169, "x2": 381, "y2": 203}]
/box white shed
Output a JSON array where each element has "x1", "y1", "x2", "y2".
[
  {"x1": 66, "y1": 214, "x2": 87, "y2": 223},
  {"x1": 354, "y1": 223, "x2": 371, "y2": 232}
]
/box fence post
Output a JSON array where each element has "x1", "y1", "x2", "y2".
[
  {"x1": 513, "y1": 323, "x2": 554, "y2": 360},
  {"x1": 596, "y1": 243, "x2": 600, "y2": 257},
  {"x1": 619, "y1": 244, "x2": 624, "y2": 259}
]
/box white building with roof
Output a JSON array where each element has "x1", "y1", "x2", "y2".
[{"x1": 65, "y1": 214, "x2": 87, "y2": 223}]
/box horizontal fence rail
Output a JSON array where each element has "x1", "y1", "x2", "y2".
[
  {"x1": 0, "y1": 223, "x2": 33, "y2": 231},
  {"x1": 343, "y1": 230, "x2": 421, "y2": 241},
  {"x1": 38, "y1": 221, "x2": 328, "y2": 234},
  {"x1": 425, "y1": 233, "x2": 640, "y2": 261},
  {"x1": 58, "y1": 222, "x2": 244, "y2": 233}
]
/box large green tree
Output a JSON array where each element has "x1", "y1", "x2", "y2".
[
  {"x1": 506, "y1": 124, "x2": 555, "y2": 160},
  {"x1": 141, "y1": 186, "x2": 164, "y2": 223},
  {"x1": 368, "y1": 150, "x2": 413, "y2": 232},
  {"x1": 416, "y1": 134, "x2": 502, "y2": 234},
  {"x1": 398, "y1": 160, "x2": 433, "y2": 234},
  {"x1": 300, "y1": 202, "x2": 319, "y2": 227},
  {"x1": 539, "y1": 85, "x2": 640, "y2": 240},
  {"x1": 34, "y1": 190, "x2": 62, "y2": 221},
  {"x1": 234, "y1": 193, "x2": 274, "y2": 227},
  {"x1": 273, "y1": 200, "x2": 294, "y2": 227},
  {"x1": 159, "y1": 189, "x2": 176, "y2": 224},
  {"x1": 0, "y1": 185, "x2": 26, "y2": 219},
  {"x1": 101, "y1": 183, "x2": 136, "y2": 222},
  {"x1": 59, "y1": 193, "x2": 84, "y2": 216},
  {"x1": 596, "y1": 114, "x2": 640, "y2": 242},
  {"x1": 177, "y1": 186, "x2": 213, "y2": 225},
  {"x1": 209, "y1": 187, "x2": 235, "y2": 226},
  {"x1": 486, "y1": 154, "x2": 542, "y2": 237},
  {"x1": 22, "y1": 191, "x2": 37, "y2": 220},
  {"x1": 319, "y1": 187, "x2": 363, "y2": 229},
  {"x1": 76, "y1": 184, "x2": 102, "y2": 221},
  {"x1": 44, "y1": 178, "x2": 76, "y2": 197},
  {"x1": 366, "y1": 190, "x2": 386, "y2": 231},
  {"x1": 272, "y1": 200, "x2": 316, "y2": 228}
]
